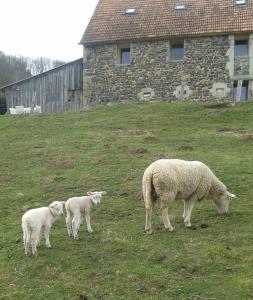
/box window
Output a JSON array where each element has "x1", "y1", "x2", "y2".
[
  {"x1": 216, "y1": 88, "x2": 225, "y2": 97},
  {"x1": 120, "y1": 48, "x2": 131, "y2": 65},
  {"x1": 234, "y1": 40, "x2": 248, "y2": 57},
  {"x1": 235, "y1": 0, "x2": 246, "y2": 5},
  {"x1": 175, "y1": 4, "x2": 186, "y2": 10},
  {"x1": 143, "y1": 92, "x2": 151, "y2": 98},
  {"x1": 171, "y1": 42, "x2": 184, "y2": 60},
  {"x1": 125, "y1": 7, "x2": 135, "y2": 14}
]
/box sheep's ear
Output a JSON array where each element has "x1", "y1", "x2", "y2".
[
  {"x1": 101, "y1": 191, "x2": 107, "y2": 195},
  {"x1": 227, "y1": 192, "x2": 236, "y2": 200},
  {"x1": 49, "y1": 202, "x2": 56, "y2": 208},
  {"x1": 87, "y1": 191, "x2": 93, "y2": 196}
]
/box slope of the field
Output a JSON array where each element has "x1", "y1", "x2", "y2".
[{"x1": 0, "y1": 101, "x2": 253, "y2": 299}]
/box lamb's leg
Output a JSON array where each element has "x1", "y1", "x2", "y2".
[
  {"x1": 31, "y1": 229, "x2": 40, "y2": 256},
  {"x1": 66, "y1": 211, "x2": 73, "y2": 237},
  {"x1": 72, "y1": 214, "x2": 81, "y2": 240},
  {"x1": 145, "y1": 208, "x2": 153, "y2": 234},
  {"x1": 85, "y1": 211, "x2": 93, "y2": 233},
  {"x1": 161, "y1": 193, "x2": 175, "y2": 232},
  {"x1": 43, "y1": 225, "x2": 52, "y2": 248},
  {"x1": 23, "y1": 228, "x2": 30, "y2": 256},
  {"x1": 184, "y1": 196, "x2": 197, "y2": 228}
]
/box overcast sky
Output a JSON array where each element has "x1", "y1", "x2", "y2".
[{"x1": 0, "y1": 0, "x2": 99, "y2": 62}]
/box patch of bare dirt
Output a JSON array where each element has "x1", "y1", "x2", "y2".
[
  {"x1": 91, "y1": 155, "x2": 106, "y2": 165},
  {"x1": 177, "y1": 145, "x2": 194, "y2": 152},
  {"x1": 55, "y1": 159, "x2": 75, "y2": 169},
  {"x1": 216, "y1": 128, "x2": 253, "y2": 138},
  {"x1": 144, "y1": 135, "x2": 159, "y2": 143},
  {"x1": 129, "y1": 148, "x2": 148, "y2": 157}
]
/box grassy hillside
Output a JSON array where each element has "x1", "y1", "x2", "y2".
[{"x1": 0, "y1": 101, "x2": 253, "y2": 300}]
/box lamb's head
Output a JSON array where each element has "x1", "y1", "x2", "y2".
[
  {"x1": 212, "y1": 191, "x2": 236, "y2": 214},
  {"x1": 87, "y1": 191, "x2": 107, "y2": 205},
  {"x1": 49, "y1": 201, "x2": 65, "y2": 216}
]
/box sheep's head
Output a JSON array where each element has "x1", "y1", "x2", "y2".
[
  {"x1": 49, "y1": 201, "x2": 65, "y2": 216},
  {"x1": 212, "y1": 191, "x2": 236, "y2": 215},
  {"x1": 87, "y1": 191, "x2": 107, "y2": 205}
]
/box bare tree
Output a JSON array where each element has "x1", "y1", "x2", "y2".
[
  {"x1": 27, "y1": 57, "x2": 66, "y2": 75},
  {"x1": 0, "y1": 51, "x2": 66, "y2": 87},
  {"x1": 0, "y1": 52, "x2": 31, "y2": 87}
]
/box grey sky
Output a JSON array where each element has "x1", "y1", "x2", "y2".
[{"x1": 0, "y1": 0, "x2": 99, "y2": 61}]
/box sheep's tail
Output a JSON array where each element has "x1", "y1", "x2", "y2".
[{"x1": 142, "y1": 166, "x2": 157, "y2": 209}]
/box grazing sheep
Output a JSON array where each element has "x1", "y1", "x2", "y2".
[
  {"x1": 65, "y1": 191, "x2": 107, "y2": 240},
  {"x1": 22, "y1": 201, "x2": 65, "y2": 256},
  {"x1": 142, "y1": 159, "x2": 236, "y2": 234}
]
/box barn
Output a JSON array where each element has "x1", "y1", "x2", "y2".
[{"x1": 0, "y1": 58, "x2": 83, "y2": 113}]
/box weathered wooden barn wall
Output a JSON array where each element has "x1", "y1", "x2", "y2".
[{"x1": 1, "y1": 58, "x2": 83, "y2": 113}]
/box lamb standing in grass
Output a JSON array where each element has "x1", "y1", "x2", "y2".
[
  {"x1": 22, "y1": 201, "x2": 65, "y2": 256},
  {"x1": 143, "y1": 159, "x2": 236, "y2": 234},
  {"x1": 65, "y1": 191, "x2": 107, "y2": 240}
]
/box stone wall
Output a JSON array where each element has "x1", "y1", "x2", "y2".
[{"x1": 84, "y1": 36, "x2": 233, "y2": 105}]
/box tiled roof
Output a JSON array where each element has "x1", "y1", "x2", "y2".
[{"x1": 80, "y1": 0, "x2": 253, "y2": 45}]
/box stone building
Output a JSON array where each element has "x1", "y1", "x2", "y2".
[{"x1": 80, "y1": 0, "x2": 253, "y2": 104}]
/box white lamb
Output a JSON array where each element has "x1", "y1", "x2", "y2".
[
  {"x1": 22, "y1": 201, "x2": 65, "y2": 256},
  {"x1": 142, "y1": 159, "x2": 236, "y2": 234},
  {"x1": 65, "y1": 191, "x2": 107, "y2": 240}
]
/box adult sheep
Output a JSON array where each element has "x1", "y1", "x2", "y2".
[{"x1": 143, "y1": 159, "x2": 236, "y2": 234}]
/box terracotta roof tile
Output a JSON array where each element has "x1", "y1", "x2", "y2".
[{"x1": 81, "y1": 0, "x2": 253, "y2": 44}]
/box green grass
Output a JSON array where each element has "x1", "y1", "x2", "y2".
[{"x1": 0, "y1": 101, "x2": 253, "y2": 299}]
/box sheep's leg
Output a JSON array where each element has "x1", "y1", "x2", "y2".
[
  {"x1": 43, "y1": 225, "x2": 52, "y2": 248},
  {"x1": 183, "y1": 197, "x2": 197, "y2": 227},
  {"x1": 66, "y1": 212, "x2": 73, "y2": 237},
  {"x1": 23, "y1": 229, "x2": 30, "y2": 256},
  {"x1": 145, "y1": 208, "x2": 153, "y2": 234},
  {"x1": 31, "y1": 229, "x2": 40, "y2": 256},
  {"x1": 24, "y1": 238, "x2": 30, "y2": 256},
  {"x1": 183, "y1": 200, "x2": 187, "y2": 220},
  {"x1": 161, "y1": 207, "x2": 174, "y2": 231},
  {"x1": 85, "y1": 211, "x2": 93, "y2": 233},
  {"x1": 72, "y1": 214, "x2": 81, "y2": 240},
  {"x1": 161, "y1": 193, "x2": 175, "y2": 232}
]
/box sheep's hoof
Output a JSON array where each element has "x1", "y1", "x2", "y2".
[
  {"x1": 145, "y1": 228, "x2": 153, "y2": 235},
  {"x1": 165, "y1": 227, "x2": 174, "y2": 232},
  {"x1": 184, "y1": 222, "x2": 192, "y2": 228},
  {"x1": 46, "y1": 244, "x2": 52, "y2": 248}
]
